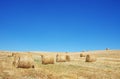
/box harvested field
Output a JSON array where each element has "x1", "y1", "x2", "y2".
[{"x1": 0, "y1": 50, "x2": 120, "y2": 79}]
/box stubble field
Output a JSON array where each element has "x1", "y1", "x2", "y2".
[{"x1": 0, "y1": 50, "x2": 120, "y2": 79}]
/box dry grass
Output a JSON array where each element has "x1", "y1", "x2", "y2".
[{"x1": 0, "y1": 50, "x2": 120, "y2": 79}]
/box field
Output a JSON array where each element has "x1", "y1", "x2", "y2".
[{"x1": 0, "y1": 50, "x2": 120, "y2": 79}]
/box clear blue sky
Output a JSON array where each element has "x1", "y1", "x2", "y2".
[{"x1": 0, "y1": 0, "x2": 120, "y2": 52}]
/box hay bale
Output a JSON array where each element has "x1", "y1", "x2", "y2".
[
  {"x1": 41, "y1": 55, "x2": 55, "y2": 64},
  {"x1": 66, "y1": 55, "x2": 70, "y2": 62},
  {"x1": 85, "y1": 54, "x2": 96, "y2": 62},
  {"x1": 80, "y1": 53, "x2": 86, "y2": 57},
  {"x1": 18, "y1": 55, "x2": 34, "y2": 68},
  {"x1": 56, "y1": 54, "x2": 66, "y2": 62},
  {"x1": 13, "y1": 53, "x2": 34, "y2": 68}
]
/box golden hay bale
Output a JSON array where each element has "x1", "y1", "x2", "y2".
[
  {"x1": 85, "y1": 54, "x2": 97, "y2": 62},
  {"x1": 17, "y1": 55, "x2": 34, "y2": 68},
  {"x1": 66, "y1": 55, "x2": 70, "y2": 62},
  {"x1": 56, "y1": 54, "x2": 66, "y2": 62},
  {"x1": 80, "y1": 53, "x2": 86, "y2": 57},
  {"x1": 41, "y1": 55, "x2": 55, "y2": 64},
  {"x1": 13, "y1": 54, "x2": 34, "y2": 68}
]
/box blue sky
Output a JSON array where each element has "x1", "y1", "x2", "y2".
[{"x1": 0, "y1": 0, "x2": 120, "y2": 52}]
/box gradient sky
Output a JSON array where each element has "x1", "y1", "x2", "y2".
[{"x1": 0, "y1": 0, "x2": 120, "y2": 52}]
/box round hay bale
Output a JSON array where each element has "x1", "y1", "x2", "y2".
[
  {"x1": 56, "y1": 54, "x2": 66, "y2": 62},
  {"x1": 17, "y1": 55, "x2": 34, "y2": 68},
  {"x1": 85, "y1": 54, "x2": 97, "y2": 62},
  {"x1": 13, "y1": 54, "x2": 35, "y2": 68},
  {"x1": 66, "y1": 55, "x2": 70, "y2": 62},
  {"x1": 80, "y1": 53, "x2": 86, "y2": 57},
  {"x1": 41, "y1": 55, "x2": 55, "y2": 64}
]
